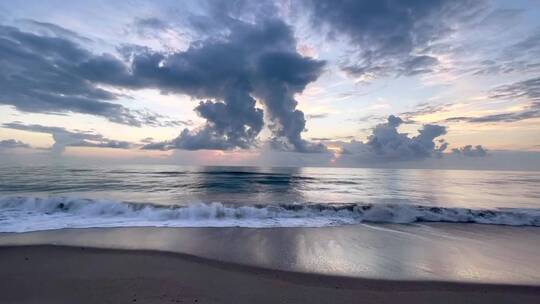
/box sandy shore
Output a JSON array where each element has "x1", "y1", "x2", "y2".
[
  {"x1": 3, "y1": 225, "x2": 540, "y2": 284},
  {"x1": 1, "y1": 245, "x2": 539, "y2": 304}
]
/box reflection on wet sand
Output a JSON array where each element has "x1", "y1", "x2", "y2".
[{"x1": 1, "y1": 223, "x2": 540, "y2": 285}]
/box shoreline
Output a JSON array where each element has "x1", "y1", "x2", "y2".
[
  {"x1": 2, "y1": 224, "x2": 540, "y2": 285},
  {"x1": 1, "y1": 245, "x2": 539, "y2": 304}
]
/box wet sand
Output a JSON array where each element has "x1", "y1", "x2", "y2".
[
  {"x1": 1, "y1": 245, "x2": 539, "y2": 304},
  {"x1": 2, "y1": 224, "x2": 540, "y2": 284}
]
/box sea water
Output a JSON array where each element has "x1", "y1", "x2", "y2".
[{"x1": 1, "y1": 164, "x2": 539, "y2": 232}]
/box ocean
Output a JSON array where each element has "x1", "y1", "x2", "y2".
[
  {"x1": 1, "y1": 164, "x2": 539, "y2": 232},
  {"x1": 2, "y1": 164, "x2": 540, "y2": 284}
]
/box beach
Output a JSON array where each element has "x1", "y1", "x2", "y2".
[
  {"x1": 1, "y1": 167, "x2": 540, "y2": 302},
  {"x1": 1, "y1": 245, "x2": 539, "y2": 304},
  {"x1": 1, "y1": 0, "x2": 540, "y2": 299},
  {"x1": 1, "y1": 225, "x2": 540, "y2": 303},
  {"x1": 3, "y1": 224, "x2": 540, "y2": 284}
]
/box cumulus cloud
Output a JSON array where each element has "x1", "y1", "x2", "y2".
[
  {"x1": 336, "y1": 115, "x2": 448, "y2": 162},
  {"x1": 301, "y1": 0, "x2": 485, "y2": 79},
  {"x1": 330, "y1": 115, "x2": 493, "y2": 166},
  {"x1": 0, "y1": 139, "x2": 31, "y2": 149},
  {"x1": 452, "y1": 145, "x2": 488, "y2": 157},
  {"x1": 2, "y1": 122, "x2": 134, "y2": 153},
  {"x1": 122, "y1": 18, "x2": 326, "y2": 152},
  {"x1": 366, "y1": 115, "x2": 447, "y2": 160}
]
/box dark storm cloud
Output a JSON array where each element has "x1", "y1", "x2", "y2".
[
  {"x1": 125, "y1": 18, "x2": 326, "y2": 152},
  {"x1": 1, "y1": 17, "x2": 326, "y2": 151},
  {"x1": 0, "y1": 139, "x2": 30, "y2": 149},
  {"x1": 2, "y1": 122, "x2": 134, "y2": 153},
  {"x1": 366, "y1": 115, "x2": 448, "y2": 160},
  {"x1": 252, "y1": 50, "x2": 327, "y2": 153},
  {"x1": 0, "y1": 24, "x2": 185, "y2": 127},
  {"x1": 302, "y1": 0, "x2": 485, "y2": 79},
  {"x1": 452, "y1": 145, "x2": 487, "y2": 157}
]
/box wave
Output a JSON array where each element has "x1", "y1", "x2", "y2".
[{"x1": 1, "y1": 196, "x2": 540, "y2": 232}]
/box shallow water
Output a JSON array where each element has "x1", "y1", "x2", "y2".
[{"x1": 1, "y1": 165, "x2": 540, "y2": 231}]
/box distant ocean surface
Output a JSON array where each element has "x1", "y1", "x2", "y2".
[{"x1": 1, "y1": 165, "x2": 540, "y2": 232}]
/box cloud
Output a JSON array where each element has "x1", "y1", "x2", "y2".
[
  {"x1": 489, "y1": 76, "x2": 540, "y2": 102},
  {"x1": 444, "y1": 77, "x2": 540, "y2": 123},
  {"x1": 333, "y1": 117, "x2": 449, "y2": 164},
  {"x1": 252, "y1": 50, "x2": 327, "y2": 153},
  {"x1": 140, "y1": 137, "x2": 155, "y2": 144},
  {"x1": 310, "y1": 135, "x2": 356, "y2": 142},
  {"x1": 2, "y1": 122, "x2": 134, "y2": 153},
  {"x1": 132, "y1": 110, "x2": 193, "y2": 128},
  {"x1": 471, "y1": 30, "x2": 540, "y2": 76},
  {"x1": 142, "y1": 128, "x2": 249, "y2": 151},
  {"x1": 446, "y1": 13, "x2": 540, "y2": 77},
  {"x1": 337, "y1": 115, "x2": 447, "y2": 162},
  {"x1": 134, "y1": 17, "x2": 169, "y2": 32},
  {"x1": 1, "y1": 16, "x2": 326, "y2": 151},
  {"x1": 21, "y1": 19, "x2": 93, "y2": 44},
  {"x1": 330, "y1": 115, "x2": 493, "y2": 166},
  {"x1": 452, "y1": 145, "x2": 488, "y2": 157},
  {"x1": 121, "y1": 17, "x2": 326, "y2": 152},
  {"x1": 301, "y1": 0, "x2": 485, "y2": 79},
  {"x1": 0, "y1": 24, "x2": 185, "y2": 127},
  {"x1": 188, "y1": 0, "x2": 282, "y2": 36},
  {"x1": 399, "y1": 102, "x2": 452, "y2": 121},
  {"x1": 0, "y1": 139, "x2": 31, "y2": 149},
  {"x1": 444, "y1": 105, "x2": 540, "y2": 123},
  {"x1": 306, "y1": 113, "x2": 329, "y2": 119},
  {"x1": 127, "y1": 16, "x2": 191, "y2": 52},
  {"x1": 367, "y1": 115, "x2": 447, "y2": 160}
]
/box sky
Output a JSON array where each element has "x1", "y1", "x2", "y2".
[{"x1": 0, "y1": 0, "x2": 539, "y2": 170}]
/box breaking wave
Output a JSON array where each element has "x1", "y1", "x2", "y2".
[{"x1": 1, "y1": 196, "x2": 540, "y2": 232}]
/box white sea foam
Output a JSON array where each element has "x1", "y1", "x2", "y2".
[{"x1": 1, "y1": 196, "x2": 540, "y2": 232}]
